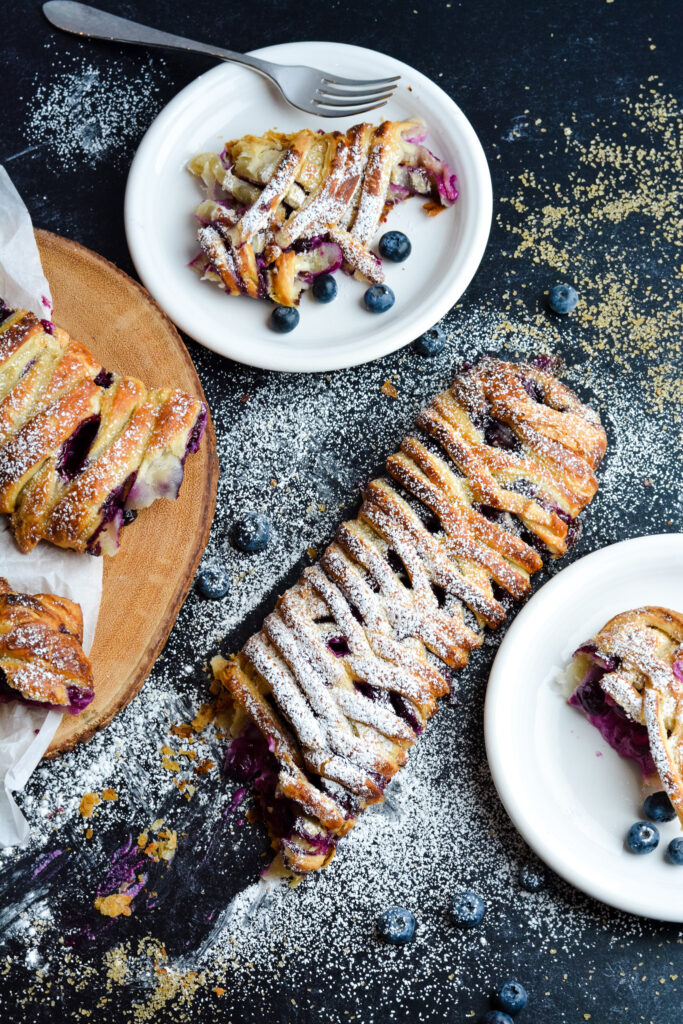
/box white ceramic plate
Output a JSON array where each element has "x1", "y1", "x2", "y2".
[
  {"x1": 485, "y1": 534, "x2": 683, "y2": 921},
  {"x1": 124, "y1": 41, "x2": 492, "y2": 373}
]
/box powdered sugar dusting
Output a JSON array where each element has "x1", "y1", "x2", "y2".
[{"x1": 25, "y1": 57, "x2": 167, "y2": 170}]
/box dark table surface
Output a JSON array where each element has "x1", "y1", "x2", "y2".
[{"x1": 1, "y1": 1, "x2": 682, "y2": 1022}]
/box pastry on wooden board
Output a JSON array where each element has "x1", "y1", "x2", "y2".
[
  {"x1": 188, "y1": 119, "x2": 457, "y2": 307},
  {"x1": 213, "y1": 355, "x2": 607, "y2": 874},
  {"x1": 569, "y1": 606, "x2": 683, "y2": 827},
  {"x1": 0, "y1": 577, "x2": 94, "y2": 714},
  {"x1": 0, "y1": 303, "x2": 207, "y2": 556}
]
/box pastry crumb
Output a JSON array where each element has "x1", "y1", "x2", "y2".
[
  {"x1": 381, "y1": 380, "x2": 398, "y2": 399},
  {"x1": 79, "y1": 793, "x2": 100, "y2": 818},
  {"x1": 94, "y1": 894, "x2": 133, "y2": 918}
]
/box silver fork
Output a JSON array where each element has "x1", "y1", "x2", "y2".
[{"x1": 42, "y1": 1, "x2": 400, "y2": 117}]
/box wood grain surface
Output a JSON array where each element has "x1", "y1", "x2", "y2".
[{"x1": 34, "y1": 231, "x2": 219, "y2": 759}]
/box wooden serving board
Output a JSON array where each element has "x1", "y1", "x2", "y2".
[{"x1": 34, "y1": 231, "x2": 219, "y2": 759}]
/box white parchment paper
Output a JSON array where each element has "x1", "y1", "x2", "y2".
[{"x1": 0, "y1": 166, "x2": 103, "y2": 846}]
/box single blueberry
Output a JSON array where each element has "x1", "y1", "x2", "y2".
[
  {"x1": 233, "y1": 512, "x2": 271, "y2": 553},
  {"x1": 312, "y1": 274, "x2": 338, "y2": 303},
  {"x1": 270, "y1": 305, "x2": 300, "y2": 333},
  {"x1": 197, "y1": 568, "x2": 230, "y2": 600},
  {"x1": 643, "y1": 791, "x2": 676, "y2": 823},
  {"x1": 451, "y1": 891, "x2": 485, "y2": 928},
  {"x1": 666, "y1": 838, "x2": 683, "y2": 865},
  {"x1": 378, "y1": 230, "x2": 411, "y2": 262},
  {"x1": 481, "y1": 1013, "x2": 514, "y2": 1024},
  {"x1": 626, "y1": 821, "x2": 660, "y2": 854},
  {"x1": 494, "y1": 980, "x2": 528, "y2": 1015},
  {"x1": 519, "y1": 864, "x2": 546, "y2": 891},
  {"x1": 548, "y1": 283, "x2": 579, "y2": 315},
  {"x1": 413, "y1": 326, "x2": 447, "y2": 357},
  {"x1": 364, "y1": 283, "x2": 395, "y2": 313},
  {"x1": 376, "y1": 906, "x2": 416, "y2": 944}
]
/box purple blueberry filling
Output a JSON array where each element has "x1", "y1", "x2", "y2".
[
  {"x1": 0, "y1": 670, "x2": 94, "y2": 715},
  {"x1": 39, "y1": 319, "x2": 55, "y2": 335},
  {"x1": 484, "y1": 417, "x2": 522, "y2": 452},
  {"x1": 569, "y1": 651, "x2": 655, "y2": 777},
  {"x1": 57, "y1": 415, "x2": 101, "y2": 481},
  {"x1": 94, "y1": 368, "x2": 113, "y2": 388},
  {"x1": 327, "y1": 635, "x2": 350, "y2": 657},
  {"x1": 86, "y1": 473, "x2": 137, "y2": 555},
  {"x1": 0, "y1": 299, "x2": 14, "y2": 322},
  {"x1": 224, "y1": 724, "x2": 297, "y2": 847}
]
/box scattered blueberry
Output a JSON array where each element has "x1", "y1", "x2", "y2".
[
  {"x1": 548, "y1": 283, "x2": 579, "y2": 315},
  {"x1": 666, "y1": 838, "x2": 683, "y2": 865},
  {"x1": 196, "y1": 568, "x2": 230, "y2": 600},
  {"x1": 626, "y1": 821, "x2": 660, "y2": 854},
  {"x1": 233, "y1": 512, "x2": 271, "y2": 553},
  {"x1": 376, "y1": 906, "x2": 416, "y2": 944},
  {"x1": 643, "y1": 791, "x2": 676, "y2": 823},
  {"x1": 494, "y1": 980, "x2": 528, "y2": 1015},
  {"x1": 378, "y1": 230, "x2": 411, "y2": 262},
  {"x1": 413, "y1": 326, "x2": 447, "y2": 357},
  {"x1": 519, "y1": 864, "x2": 545, "y2": 891},
  {"x1": 364, "y1": 283, "x2": 395, "y2": 313},
  {"x1": 451, "y1": 891, "x2": 485, "y2": 928},
  {"x1": 480, "y1": 1013, "x2": 514, "y2": 1024},
  {"x1": 270, "y1": 305, "x2": 300, "y2": 332},
  {"x1": 312, "y1": 274, "x2": 337, "y2": 303}
]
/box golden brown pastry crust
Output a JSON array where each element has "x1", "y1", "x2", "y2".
[
  {"x1": 188, "y1": 119, "x2": 458, "y2": 306},
  {"x1": 0, "y1": 308, "x2": 207, "y2": 555},
  {"x1": 214, "y1": 356, "x2": 607, "y2": 874},
  {"x1": 576, "y1": 606, "x2": 683, "y2": 827},
  {"x1": 0, "y1": 577, "x2": 94, "y2": 712}
]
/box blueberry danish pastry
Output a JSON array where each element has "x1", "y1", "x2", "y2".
[
  {"x1": 213, "y1": 356, "x2": 607, "y2": 874},
  {"x1": 188, "y1": 119, "x2": 457, "y2": 307},
  {"x1": 569, "y1": 606, "x2": 683, "y2": 826},
  {"x1": 0, "y1": 305, "x2": 207, "y2": 555},
  {"x1": 0, "y1": 577, "x2": 94, "y2": 714}
]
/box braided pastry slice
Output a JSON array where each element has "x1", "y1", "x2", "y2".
[
  {"x1": 570, "y1": 607, "x2": 683, "y2": 827},
  {"x1": 0, "y1": 577, "x2": 94, "y2": 714},
  {"x1": 0, "y1": 305, "x2": 207, "y2": 555},
  {"x1": 188, "y1": 119, "x2": 457, "y2": 307},
  {"x1": 212, "y1": 356, "x2": 607, "y2": 874}
]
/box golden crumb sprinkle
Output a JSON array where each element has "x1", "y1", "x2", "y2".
[
  {"x1": 213, "y1": 987, "x2": 226, "y2": 997},
  {"x1": 381, "y1": 380, "x2": 398, "y2": 399},
  {"x1": 79, "y1": 793, "x2": 100, "y2": 818},
  {"x1": 170, "y1": 723, "x2": 193, "y2": 739},
  {"x1": 191, "y1": 702, "x2": 215, "y2": 733},
  {"x1": 101, "y1": 788, "x2": 118, "y2": 801},
  {"x1": 94, "y1": 893, "x2": 133, "y2": 918}
]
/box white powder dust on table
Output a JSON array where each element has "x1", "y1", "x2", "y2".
[
  {"x1": 1, "y1": 304, "x2": 681, "y2": 1023},
  {"x1": 24, "y1": 55, "x2": 167, "y2": 169}
]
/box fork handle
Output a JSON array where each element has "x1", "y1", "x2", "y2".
[{"x1": 43, "y1": 1, "x2": 276, "y2": 78}]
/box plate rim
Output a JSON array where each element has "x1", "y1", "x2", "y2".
[
  {"x1": 484, "y1": 532, "x2": 683, "y2": 921},
  {"x1": 124, "y1": 39, "x2": 493, "y2": 373}
]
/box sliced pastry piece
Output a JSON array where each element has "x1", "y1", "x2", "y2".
[
  {"x1": 0, "y1": 577, "x2": 94, "y2": 714},
  {"x1": 0, "y1": 305, "x2": 207, "y2": 555},
  {"x1": 569, "y1": 606, "x2": 683, "y2": 826},
  {"x1": 212, "y1": 356, "x2": 607, "y2": 875},
  {"x1": 188, "y1": 119, "x2": 457, "y2": 307}
]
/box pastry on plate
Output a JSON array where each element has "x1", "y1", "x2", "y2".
[
  {"x1": 569, "y1": 606, "x2": 683, "y2": 826},
  {"x1": 212, "y1": 356, "x2": 607, "y2": 874},
  {"x1": 0, "y1": 304, "x2": 207, "y2": 555},
  {"x1": 0, "y1": 577, "x2": 94, "y2": 714},
  {"x1": 188, "y1": 119, "x2": 457, "y2": 306}
]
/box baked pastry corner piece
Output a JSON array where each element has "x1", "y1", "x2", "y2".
[
  {"x1": 212, "y1": 356, "x2": 607, "y2": 875},
  {"x1": 569, "y1": 606, "x2": 683, "y2": 827},
  {"x1": 0, "y1": 304, "x2": 207, "y2": 555},
  {"x1": 188, "y1": 119, "x2": 457, "y2": 307},
  {"x1": 0, "y1": 577, "x2": 94, "y2": 714}
]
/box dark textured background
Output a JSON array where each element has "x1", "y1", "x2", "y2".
[{"x1": 1, "y1": 1, "x2": 682, "y2": 1022}]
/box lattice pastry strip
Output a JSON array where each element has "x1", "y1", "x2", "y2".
[
  {"x1": 213, "y1": 356, "x2": 606, "y2": 874},
  {"x1": 0, "y1": 306, "x2": 207, "y2": 555},
  {"x1": 0, "y1": 577, "x2": 94, "y2": 713},
  {"x1": 188, "y1": 119, "x2": 458, "y2": 307},
  {"x1": 570, "y1": 607, "x2": 683, "y2": 826}
]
